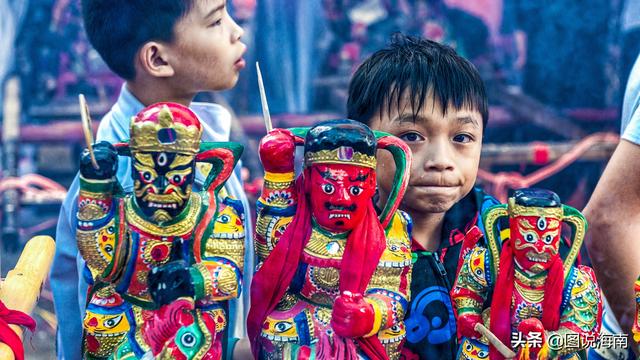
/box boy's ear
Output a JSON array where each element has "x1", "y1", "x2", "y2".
[{"x1": 136, "y1": 42, "x2": 175, "y2": 78}]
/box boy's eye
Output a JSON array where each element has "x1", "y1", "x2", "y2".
[
  {"x1": 453, "y1": 134, "x2": 473, "y2": 143},
  {"x1": 399, "y1": 132, "x2": 424, "y2": 142},
  {"x1": 210, "y1": 18, "x2": 223, "y2": 27}
]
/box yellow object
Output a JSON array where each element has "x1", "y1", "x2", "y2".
[
  {"x1": 363, "y1": 298, "x2": 383, "y2": 338},
  {"x1": 0, "y1": 236, "x2": 55, "y2": 360},
  {"x1": 264, "y1": 171, "x2": 295, "y2": 183},
  {"x1": 537, "y1": 341, "x2": 550, "y2": 360}
]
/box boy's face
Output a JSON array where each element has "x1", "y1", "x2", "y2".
[
  {"x1": 166, "y1": 0, "x2": 246, "y2": 91},
  {"x1": 368, "y1": 95, "x2": 483, "y2": 217}
]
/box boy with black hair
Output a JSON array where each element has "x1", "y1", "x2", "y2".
[
  {"x1": 51, "y1": 0, "x2": 252, "y2": 359},
  {"x1": 347, "y1": 33, "x2": 497, "y2": 359}
]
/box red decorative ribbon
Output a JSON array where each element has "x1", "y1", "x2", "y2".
[{"x1": 0, "y1": 300, "x2": 36, "y2": 360}]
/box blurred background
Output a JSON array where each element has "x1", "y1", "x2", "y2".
[{"x1": 0, "y1": 0, "x2": 635, "y2": 357}]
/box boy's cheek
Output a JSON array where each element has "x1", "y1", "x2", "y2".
[{"x1": 375, "y1": 150, "x2": 397, "y2": 195}]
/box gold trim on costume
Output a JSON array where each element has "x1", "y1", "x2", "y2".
[
  {"x1": 129, "y1": 106, "x2": 202, "y2": 154},
  {"x1": 304, "y1": 228, "x2": 346, "y2": 259},
  {"x1": 483, "y1": 206, "x2": 508, "y2": 275},
  {"x1": 514, "y1": 280, "x2": 545, "y2": 303},
  {"x1": 125, "y1": 193, "x2": 201, "y2": 237},
  {"x1": 304, "y1": 148, "x2": 376, "y2": 169},
  {"x1": 194, "y1": 263, "x2": 214, "y2": 297},
  {"x1": 264, "y1": 179, "x2": 295, "y2": 190},
  {"x1": 454, "y1": 297, "x2": 482, "y2": 311},
  {"x1": 265, "y1": 171, "x2": 295, "y2": 183},
  {"x1": 562, "y1": 215, "x2": 585, "y2": 274},
  {"x1": 508, "y1": 198, "x2": 563, "y2": 218},
  {"x1": 514, "y1": 269, "x2": 546, "y2": 287}
]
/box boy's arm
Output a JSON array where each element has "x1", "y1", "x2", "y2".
[
  {"x1": 451, "y1": 246, "x2": 491, "y2": 338},
  {"x1": 255, "y1": 129, "x2": 298, "y2": 264},
  {"x1": 50, "y1": 178, "x2": 84, "y2": 360},
  {"x1": 584, "y1": 139, "x2": 640, "y2": 337},
  {"x1": 76, "y1": 142, "x2": 124, "y2": 282}
]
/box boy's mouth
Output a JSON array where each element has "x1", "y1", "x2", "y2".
[
  {"x1": 411, "y1": 184, "x2": 459, "y2": 190},
  {"x1": 234, "y1": 57, "x2": 246, "y2": 69},
  {"x1": 410, "y1": 184, "x2": 460, "y2": 197},
  {"x1": 234, "y1": 47, "x2": 247, "y2": 69}
]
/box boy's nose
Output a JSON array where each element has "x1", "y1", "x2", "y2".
[
  {"x1": 424, "y1": 159, "x2": 455, "y2": 171},
  {"x1": 231, "y1": 19, "x2": 244, "y2": 41},
  {"x1": 422, "y1": 144, "x2": 455, "y2": 171}
]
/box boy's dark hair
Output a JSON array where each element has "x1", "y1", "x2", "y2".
[
  {"x1": 347, "y1": 33, "x2": 488, "y2": 128},
  {"x1": 81, "y1": 0, "x2": 194, "y2": 80}
]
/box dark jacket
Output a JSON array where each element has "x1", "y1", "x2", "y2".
[{"x1": 401, "y1": 187, "x2": 499, "y2": 360}]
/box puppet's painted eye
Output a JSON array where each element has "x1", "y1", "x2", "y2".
[
  {"x1": 103, "y1": 315, "x2": 123, "y2": 329},
  {"x1": 274, "y1": 322, "x2": 293, "y2": 333},
  {"x1": 104, "y1": 244, "x2": 114, "y2": 255},
  {"x1": 140, "y1": 171, "x2": 155, "y2": 183},
  {"x1": 523, "y1": 232, "x2": 538, "y2": 243},
  {"x1": 322, "y1": 184, "x2": 335, "y2": 194},
  {"x1": 537, "y1": 217, "x2": 547, "y2": 230},
  {"x1": 180, "y1": 332, "x2": 197, "y2": 348}
]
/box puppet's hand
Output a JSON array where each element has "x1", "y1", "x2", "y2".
[
  {"x1": 259, "y1": 129, "x2": 296, "y2": 173},
  {"x1": 517, "y1": 318, "x2": 544, "y2": 339},
  {"x1": 458, "y1": 313, "x2": 483, "y2": 339},
  {"x1": 80, "y1": 141, "x2": 118, "y2": 180},
  {"x1": 516, "y1": 318, "x2": 546, "y2": 358},
  {"x1": 331, "y1": 291, "x2": 375, "y2": 338},
  {"x1": 148, "y1": 260, "x2": 195, "y2": 307}
]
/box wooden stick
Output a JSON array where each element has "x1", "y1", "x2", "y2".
[
  {"x1": 79, "y1": 94, "x2": 99, "y2": 169},
  {"x1": 256, "y1": 62, "x2": 273, "y2": 133},
  {"x1": 475, "y1": 323, "x2": 517, "y2": 359},
  {"x1": 0, "y1": 236, "x2": 56, "y2": 360}
]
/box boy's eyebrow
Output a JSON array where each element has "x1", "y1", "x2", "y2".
[
  {"x1": 204, "y1": 0, "x2": 226, "y2": 19},
  {"x1": 393, "y1": 113, "x2": 428, "y2": 124},
  {"x1": 456, "y1": 116, "x2": 480, "y2": 128}
]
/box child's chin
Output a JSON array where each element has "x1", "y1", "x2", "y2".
[
  {"x1": 404, "y1": 187, "x2": 461, "y2": 213},
  {"x1": 404, "y1": 197, "x2": 457, "y2": 214}
]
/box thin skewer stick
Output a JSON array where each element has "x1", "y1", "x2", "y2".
[
  {"x1": 79, "y1": 94, "x2": 99, "y2": 169},
  {"x1": 256, "y1": 62, "x2": 273, "y2": 133},
  {"x1": 475, "y1": 323, "x2": 517, "y2": 359}
]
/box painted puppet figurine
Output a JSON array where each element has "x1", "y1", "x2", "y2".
[
  {"x1": 76, "y1": 103, "x2": 245, "y2": 359},
  {"x1": 451, "y1": 188, "x2": 602, "y2": 360},
  {"x1": 247, "y1": 119, "x2": 413, "y2": 360}
]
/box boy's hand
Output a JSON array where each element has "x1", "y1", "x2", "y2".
[
  {"x1": 259, "y1": 129, "x2": 295, "y2": 173},
  {"x1": 331, "y1": 291, "x2": 375, "y2": 338},
  {"x1": 80, "y1": 141, "x2": 118, "y2": 180},
  {"x1": 458, "y1": 313, "x2": 483, "y2": 339}
]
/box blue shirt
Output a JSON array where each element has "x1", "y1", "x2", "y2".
[
  {"x1": 50, "y1": 85, "x2": 254, "y2": 359},
  {"x1": 622, "y1": 53, "x2": 640, "y2": 144}
]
